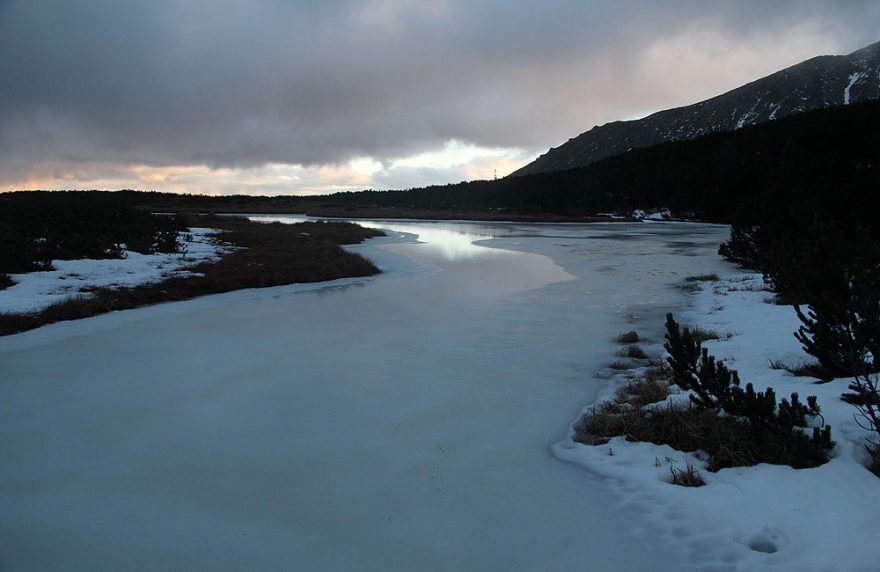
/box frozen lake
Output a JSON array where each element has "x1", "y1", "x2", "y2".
[{"x1": 0, "y1": 219, "x2": 731, "y2": 570}]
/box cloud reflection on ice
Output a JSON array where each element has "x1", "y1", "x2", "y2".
[{"x1": 249, "y1": 215, "x2": 508, "y2": 261}]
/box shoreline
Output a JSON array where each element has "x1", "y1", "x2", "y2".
[{"x1": 145, "y1": 204, "x2": 645, "y2": 224}]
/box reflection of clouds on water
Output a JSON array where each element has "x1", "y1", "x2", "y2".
[
  {"x1": 249, "y1": 215, "x2": 311, "y2": 225},
  {"x1": 365, "y1": 222, "x2": 507, "y2": 261},
  {"x1": 249, "y1": 215, "x2": 507, "y2": 262}
]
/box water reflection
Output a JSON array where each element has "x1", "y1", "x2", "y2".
[
  {"x1": 246, "y1": 216, "x2": 730, "y2": 265},
  {"x1": 249, "y1": 215, "x2": 507, "y2": 261}
]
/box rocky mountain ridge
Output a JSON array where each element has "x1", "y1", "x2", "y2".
[{"x1": 512, "y1": 40, "x2": 880, "y2": 176}]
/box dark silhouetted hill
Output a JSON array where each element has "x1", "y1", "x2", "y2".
[{"x1": 512, "y1": 40, "x2": 880, "y2": 176}]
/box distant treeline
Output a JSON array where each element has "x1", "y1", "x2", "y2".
[
  {"x1": 111, "y1": 99, "x2": 880, "y2": 225},
  {"x1": 319, "y1": 99, "x2": 879, "y2": 222},
  {"x1": 0, "y1": 191, "x2": 185, "y2": 276}
]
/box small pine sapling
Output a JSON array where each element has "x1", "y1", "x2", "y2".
[{"x1": 664, "y1": 313, "x2": 701, "y2": 388}]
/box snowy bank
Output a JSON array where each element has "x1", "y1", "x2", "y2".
[
  {"x1": 555, "y1": 272, "x2": 880, "y2": 572},
  {"x1": 0, "y1": 228, "x2": 230, "y2": 314}
]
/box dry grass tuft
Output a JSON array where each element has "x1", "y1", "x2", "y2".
[
  {"x1": 689, "y1": 326, "x2": 726, "y2": 343},
  {"x1": 768, "y1": 359, "x2": 835, "y2": 381},
  {"x1": 670, "y1": 462, "x2": 706, "y2": 487},
  {"x1": 614, "y1": 374, "x2": 671, "y2": 408},
  {"x1": 617, "y1": 344, "x2": 649, "y2": 360},
  {"x1": 685, "y1": 273, "x2": 719, "y2": 282},
  {"x1": 608, "y1": 360, "x2": 640, "y2": 371},
  {"x1": 615, "y1": 330, "x2": 640, "y2": 344}
]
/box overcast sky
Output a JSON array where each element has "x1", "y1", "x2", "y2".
[{"x1": 0, "y1": 0, "x2": 877, "y2": 195}]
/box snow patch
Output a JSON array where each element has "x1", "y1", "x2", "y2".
[
  {"x1": 735, "y1": 97, "x2": 763, "y2": 129},
  {"x1": 633, "y1": 208, "x2": 672, "y2": 220},
  {"x1": 556, "y1": 272, "x2": 880, "y2": 571},
  {"x1": 844, "y1": 72, "x2": 865, "y2": 105},
  {"x1": 0, "y1": 228, "x2": 232, "y2": 314}
]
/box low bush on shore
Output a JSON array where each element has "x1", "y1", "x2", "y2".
[{"x1": 576, "y1": 314, "x2": 834, "y2": 472}]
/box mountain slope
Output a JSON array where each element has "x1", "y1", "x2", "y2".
[{"x1": 512, "y1": 40, "x2": 880, "y2": 176}]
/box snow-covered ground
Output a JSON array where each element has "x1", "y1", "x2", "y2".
[
  {"x1": 632, "y1": 208, "x2": 673, "y2": 220},
  {"x1": 0, "y1": 228, "x2": 229, "y2": 314},
  {"x1": 556, "y1": 272, "x2": 880, "y2": 572}
]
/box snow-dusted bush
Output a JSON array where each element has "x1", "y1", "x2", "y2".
[
  {"x1": 664, "y1": 313, "x2": 833, "y2": 468},
  {"x1": 720, "y1": 198, "x2": 880, "y2": 473}
]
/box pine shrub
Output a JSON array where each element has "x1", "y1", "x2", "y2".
[
  {"x1": 789, "y1": 267, "x2": 880, "y2": 470},
  {"x1": 664, "y1": 313, "x2": 834, "y2": 467}
]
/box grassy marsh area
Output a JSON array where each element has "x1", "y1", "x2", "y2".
[{"x1": 0, "y1": 215, "x2": 384, "y2": 336}]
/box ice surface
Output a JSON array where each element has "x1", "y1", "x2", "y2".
[
  {"x1": 0, "y1": 228, "x2": 229, "y2": 314},
  {"x1": 251, "y1": 215, "x2": 512, "y2": 261},
  {"x1": 0, "y1": 221, "x2": 733, "y2": 570}
]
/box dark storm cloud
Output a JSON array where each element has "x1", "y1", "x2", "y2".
[{"x1": 0, "y1": 0, "x2": 877, "y2": 186}]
